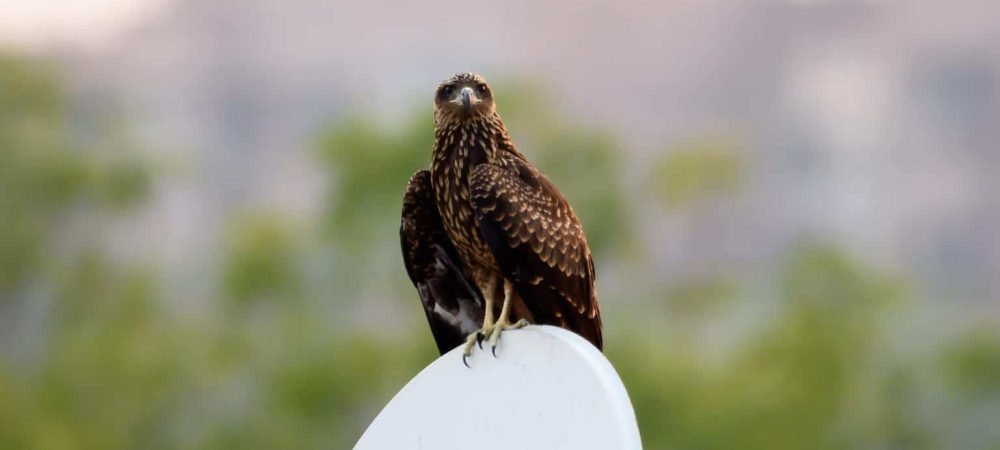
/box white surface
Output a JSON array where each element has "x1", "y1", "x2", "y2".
[{"x1": 354, "y1": 325, "x2": 642, "y2": 450}]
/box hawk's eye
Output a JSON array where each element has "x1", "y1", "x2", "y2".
[
  {"x1": 442, "y1": 85, "x2": 454, "y2": 97},
  {"x1": 476, "y1": 83, "x2": 487, "y2": 94}
]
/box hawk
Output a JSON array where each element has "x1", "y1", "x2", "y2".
[{"x1": 400, "y1": 73, "x2": 602, "y2": 365}]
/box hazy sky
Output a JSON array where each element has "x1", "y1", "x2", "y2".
[{"x1": 0, "y1": 0, "x2": 171, "y2": 49}]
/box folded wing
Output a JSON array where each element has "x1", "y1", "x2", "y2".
[
  {"x1": 400, "y1": 170, "x2": 485, "y2": 354},
  {"x1": 469, "y1": 162, "x2": 602, "y2": 349}
]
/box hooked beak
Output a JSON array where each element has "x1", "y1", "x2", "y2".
[{"x1": 460, "y1": 87, "x2": 474, "y2": 112}]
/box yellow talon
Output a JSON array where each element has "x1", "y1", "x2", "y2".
[
  {"x1": 488, "y1": 318, "x2": 528, "y2": 357},
  {"x1": 462, "y1": 279, "x2": 530, "y2": 365}
]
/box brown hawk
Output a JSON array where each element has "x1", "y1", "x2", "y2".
[{"x1": 400, "y1": 73, "x2": 601, "y2": 365}]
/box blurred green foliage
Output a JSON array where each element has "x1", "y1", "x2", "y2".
[
  {"x1": 653, "y1": 137, "x2": 743, "y2": 209},
  {"x1": 222, "y1": 214, "x2": 302, "y2": 306},
  {"x1": 944, "y1": 326, "x2": 1000, "y2": 400},
  {"x1": 1, "y1": 53, "x2": 997, "y2": 450},
  {"x1": 0, "y1": 54, "x2": 149, "y2": 295},
  {"x1": 615, "y1": 245, "x2": 911, "y2": 450},
  {"x1": 664, "y1": 277, "x2": 739, "y2": 318},
  {"x1": 319, "y1": 116, "x2": 429, "y2": 249}
]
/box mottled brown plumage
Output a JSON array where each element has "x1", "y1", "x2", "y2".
[{"x1": 401, "y1": 73, "x2": 602, "y2": 359}]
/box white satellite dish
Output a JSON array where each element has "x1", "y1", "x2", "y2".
[{"x1": 354, "y1": 325, "x2": 642, "y2": 450}]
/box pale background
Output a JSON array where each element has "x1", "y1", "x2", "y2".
[{"x1": 0, "y1": 1, "x2": 997, "y2": 449}]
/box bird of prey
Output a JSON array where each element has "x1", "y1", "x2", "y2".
[{"x1": 400, "y1": 73, "x2": 602, "y2": 365}]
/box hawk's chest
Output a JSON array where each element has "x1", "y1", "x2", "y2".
[{"x1": 431, "y1": 141, "x2": 495, "y2": 270}]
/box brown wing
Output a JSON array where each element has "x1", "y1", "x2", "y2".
[
  {"x1": 401, "y1": 170, "x2": 485, "y2": 354},
  {"x1": 469, "y1": 161, "x2": 602, "y2": 350}
]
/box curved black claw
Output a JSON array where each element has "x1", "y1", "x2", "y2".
[
  {"x1": 462, "y1": 353, "x2": 471, "y2": 368},
  {"x1": 491, "y1": 344, "x2": 498, "y2": 358},
  {"x1": 476, "y1": 332, "x2": 485, "y2": 350}
]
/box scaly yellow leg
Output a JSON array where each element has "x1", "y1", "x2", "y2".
[
  {"x1": 486, "y1": 280, "x2": 529, "y2": 356},
  {"x1": 462, "y1": 278, "x2": 497, "y2": 367}
]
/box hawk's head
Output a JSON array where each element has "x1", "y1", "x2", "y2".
[{"x1": 435, "y1": 73, "x2": 495, "y2": 118}]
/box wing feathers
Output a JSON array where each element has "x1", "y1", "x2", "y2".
[{"x1": 470, "y1": 163, "x2": 602, "y2": 349}]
